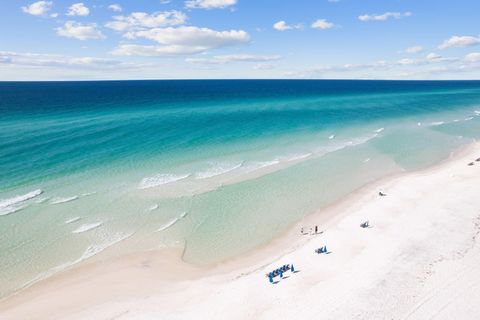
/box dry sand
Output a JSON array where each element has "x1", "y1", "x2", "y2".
[{"x1": 1, "y1": 143, "x2": 480, "y2": 320}]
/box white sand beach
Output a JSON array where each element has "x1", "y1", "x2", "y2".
[{"x1": 1, "y1": 143, "x2": 480, "y2": 320}]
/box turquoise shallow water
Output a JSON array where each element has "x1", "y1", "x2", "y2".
[{"x1": 1, "y1": 80, "x2": 480, "y2": 297}]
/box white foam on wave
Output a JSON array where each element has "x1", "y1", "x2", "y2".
[
  {"x1": 0, "y1": 189, "x2": 43, "y2": 216},
  {"x1": 285, "y1": 153, "x2": 312, "y2": 161},
  {"x1": 363, "y1": 158, "x2": 371, "y2": 163},
  {"x1": 244, "y1": 159, "x2": 280, "y2": 172},
  {"x1": 20, "y1": 231, "x2": 133, "y2": 293},
  {"x1": 147, "y1": 204, "x2": 159, "y2": 211},
  {"x1": 417, "y1": 122, "x2": 422, "y2": 126},
  {"x1": 50, "y1": 196, "x2": 78, "y2": 205},
  {"x1": 329, "y1": 134, "x2": 335, "y2": 139},
  {"x1": 65, "y1": 217, "x2": 81, "y2": 224},
  {"x1": 157, "y1": 212, "x2": 187, "y2": 232},
  {"x1": 315, "y1": 134, "x2": 376, "y2": 156},
  {"x1": 0, "y1": 205, "x2": 26, "y2": 216},
  {"x1": 72, "y1": 222, "x2": 103, "y2": 234},
  {"x1": 453, "y1": 119, "x2": 460, "y2": 122},
  {"x1": 474, "y1": 110, "x2": 480, "y2": 115},
  {"x1": 79, "y1": 232, "x2": 133, "y2": 261},
  {"x1": 349, "y1": 134, "x2": 377, "y2": 146},
  {"x1": 374, "y1": 127, "x2": 384, "y2": 133},
  {"x1": 35, "y1": 197, "x2": 49, "y2": 204},
  {"x1": 0, "y1": 189, "x2": 43, "y2": 209},
  {"x1": 138, "y1": 173, "x2": 190, "y2": 190},
  {"x1": 464, "y1": 116, "x2": 474, "y2": 121},
  {"x1": 81, "y1": 192, "x2": 96, "y2": 197},
  {"x1": 195, "y1": 162, "x2": 242, "y2": 179},
  {"x1": 430, "y1": 121, "x2": 445, "y2": 126}
]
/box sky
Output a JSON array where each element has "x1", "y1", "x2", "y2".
[{"x1": 1, "y1": 0, "x2": 480, "y2": 80}]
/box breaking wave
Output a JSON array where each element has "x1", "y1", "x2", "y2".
[
  {"x1": 65, "y1": 217, "x2": 81, "y2": 224},
  {"x1": 50, "y1": 196, "x2": 79, "y2": 205},
  {"x1": 19, "y1": 232, "x2": 133, "y2": 293},
  {"x1": 195, "y1": 162, "x2": 242, "y2": 179},
  {"x1": 244, "y1": 160, "x2": 280, "y2": 172},
  {"x1": 138, "y1": 173, "x2": 190, "y2": 190},
  {"x1": 147, "y1": 204, "x2": 159, "y2": 211},
  {"x1": 157, "y1": 212, "x2": 187, "y2": 232},
  {"x1": 0, "y1": 189, "x2": 42, "y2": 216},
  {"x1": 72, "y1": 222, "x2": 103, "y2": 234},
  {"x1": 285, "y1": 153, "x2": 312, "y2": 161}
]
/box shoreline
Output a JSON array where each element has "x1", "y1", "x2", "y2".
[{"x1": 1, "y1": 141, "x2": 480, "y2": 319}]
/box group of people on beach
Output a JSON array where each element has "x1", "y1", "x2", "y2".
[
  {"x1": 270, "y1": 220, "x2": 371, "y2": 283},
  {"x1": 360, "y1": 221, "x2": 370, "y2": 228},
  {"x1": 315, "y1": 246, "x2": 328, "y2": 254},
  {"x1": 301, "y1": 225, "x2": 321, "y2": 235},
  {"x1": 269, "y1": 190, "x2": 386, "y2": 284},
  {"x1": 467, "y1": 157, "x2": 480, "y2": 166},
  {"x1": 267, "y1": 264, "x2": 295, "y2": 283}
]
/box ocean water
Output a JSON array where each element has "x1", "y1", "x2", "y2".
[{"x1": 1, "y1": 80, "x2": 480, "y2": 297}]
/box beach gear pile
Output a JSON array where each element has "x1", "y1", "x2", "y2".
[
  {"x1": 266, "y1": 264, "x2": 295, "y2": 283},
  {"x1": 360, "y1": 221, "x2": 370, "y2": 228},
  {"x1": 315, "y1": 246, "x2": 328, "y2": 254}
]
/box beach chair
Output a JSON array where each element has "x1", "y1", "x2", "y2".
[{"x1": 315, "y1": 246, "x2": 327, "y2": 254}]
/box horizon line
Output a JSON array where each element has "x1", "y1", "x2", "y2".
[{"x1": 1, "y1": 78, "x2": 480, "y2": 82}]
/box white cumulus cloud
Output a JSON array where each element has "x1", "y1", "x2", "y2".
[
  {"x1": 273, "y1": 21, "x2": 302, "y2": 31},
  {"x1": 112, "y1": 26, "x2": 249, "y2": 56},
  {"x1": 185, "y1": 0, "x2": 236, "y2": 9},
  {"x1": 186, "y1": 54, "x2": 280, "y2": 64},
  {"x1": 108, "y1": 4, "x2": 122, "y2": 12},
  {"x1": 396, "y1": 58, "x2": 417, "y2": 65},
  {"x1": 405, "y1": 46, "x2": 423, "y2": 53},
  {"x1": 359, "y1": 12, "x2": 412, "y2": 22},
  {"x1": 311, "y1": 19, "x2": 334, "y2": 30},
  {"x1": 111, "y1": 44, "x2": 208, "y2": 56},
  {"x1": 66, "y1": 3, "x2": 89, "y2": 16},
  {"x1": 56, "y1": 21, "x2": 105, "y2": 40},
  {"x1": 426, "y1": 52, "x2": 441, "y2": 60},
  {"x1": 21, "y1": 1, "x2": 52, "y2": 16},
  {"x1": 465, "y1": 52, "x2": 480, "y2": 62},
  {"x1": 438, "y1": 35, "x2": 480, "y2": 49},
  {"x1": 105, "y1": 11, "x2": 187, "y2": 31},
  {"x1": 253, "y1": 63, "x2": 275, "y2": 70},
  {"x1": 214, "y1": 54, "x2": 280, "y2": 62},
  {"x1": 0, "y1": 51, "x2": 141, "y2": 70}
]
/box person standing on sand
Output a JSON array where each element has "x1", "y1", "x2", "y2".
[{"x1": 315, "y1": 226, "x2": 318, "y2": 234}]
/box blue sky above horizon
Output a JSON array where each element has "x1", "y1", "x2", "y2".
[{"x1": 1, "y1": 0, "x2": 480, "y2": 80}]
